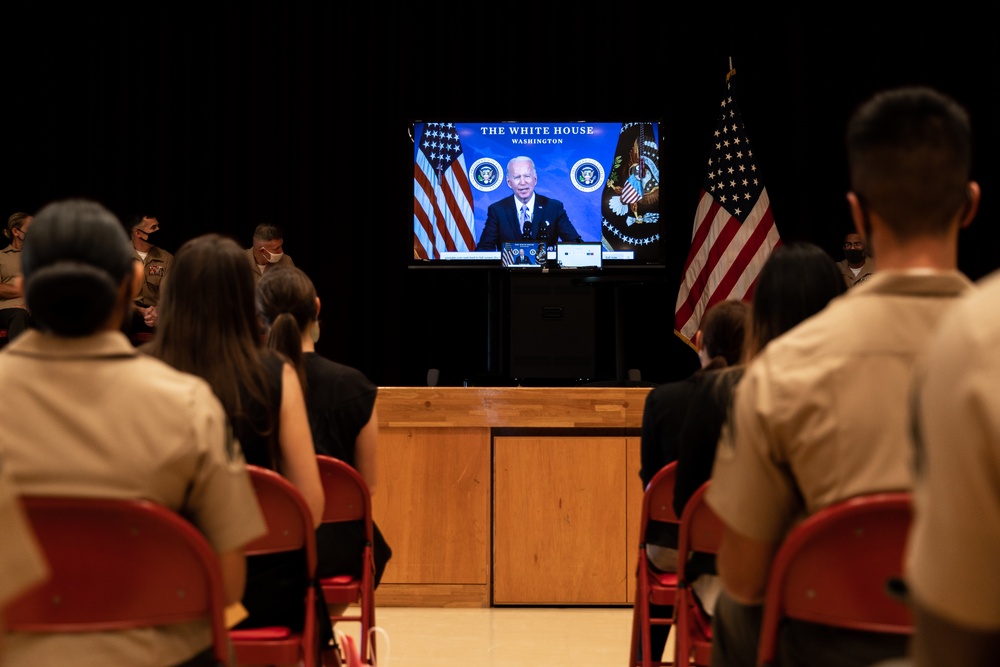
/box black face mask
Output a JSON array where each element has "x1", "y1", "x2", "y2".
[
  {"x1": 139, "y1": 229, "x2": 157, "y2": 243},
  {"x1": 845, "y1": 249, "x2": 865, "y2": 264}
]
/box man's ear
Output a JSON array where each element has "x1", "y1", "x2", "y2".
[
  {"x1": 693, "y1": 329, "x2": 703, "y2": 352},
  {"x1": 845, "y1": 192, "x2": 871, "y2": 243},
  {"x1": 314, "y1": 296, "x2": 321, "y2": 320},
  {"x1": 960, "y1": 181, "x2": 980, "y2": 229}
]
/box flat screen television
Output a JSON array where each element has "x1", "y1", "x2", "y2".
[{"x1": 411, "y1": 120, "x2": 664, "y2": 269}]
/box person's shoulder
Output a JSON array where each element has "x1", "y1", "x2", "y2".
[
  {"x1": 132, "y1": 352, "x2": 222, "y2": 401},
  {"x1": 305, "y1": 353, "x2": 376, "y2": 388}
]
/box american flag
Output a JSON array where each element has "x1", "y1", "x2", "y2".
[
  {"x1": 413, "y1": 122, "x2": 476, "y2": 259},
  {"x1": 674, "y1": 70, "x2": 781, "y2": 347}
]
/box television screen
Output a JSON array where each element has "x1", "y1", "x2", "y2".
[{"x1": 412, "y1": 120, "x2": 663, "y2": 269}]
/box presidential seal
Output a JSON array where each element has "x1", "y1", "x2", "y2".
[
  {"x1": 570, "y1": 158, "x2": 605, "y2": 193},
  {"x1": 469, "y1": 157, "x2": 504, "y2": 192}
]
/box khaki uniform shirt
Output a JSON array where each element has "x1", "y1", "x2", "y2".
[
  {"x1": 0, "y1": 330, "x2": 267, "y2": 667},
  {"x1": 907, "y1": 268, "x2": 1000, "y2": 629},
  {"x1": 133, "y1": 245, "x2": 174, "y2": 307},
  {"x1": 0, "y1": 459, "x2": 48, "y2": 607},
  {"x1": 245, "y1": 247, "x2": 295, "y2": 281},
  {"x1": 707, "y1": 270, "x2": 973, "y2": 543},
  {"x1": 836, "y1": 256, "x2": 876, "y2": 288},
  {"x1": 0, "y1": 244, "x2": 25, "y2": 309}
]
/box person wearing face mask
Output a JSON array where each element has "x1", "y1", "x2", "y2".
[
  {"x1": 126, "y1": 213, "x2": 173, "y2": 334},
  {"x1": 246, "y1": 223, "x2": 295, "y2": 281},
  {"x1": 0, "y1": 212, "x2": 35, "y2": 343},
  {"x1": 836, "y1": 231, "x2": 876, "y2": 288}
]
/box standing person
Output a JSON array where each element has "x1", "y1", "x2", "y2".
[
  {"x1": 837, "y1": 230, "x2": 876, "y2": 287},
  {"x1": 247, "y1": 223, "x2": 295, "y2": 281},
  {"x1": 255, "y1": 267, "x2": 393, "y2": 612},
  {"x1": 126, "y1": 213, "x2": 173, "y2": 332},
  {"x1": 475, "y1": 156, "x2": 583, "y2": 250},
  {"x1": 144, "y1": 233, "x2": 329, "y2": 645},
  {"x1": 903, "y1": 268, "x2": 1000, "y2": 667},
  {"x1": 1, "y1": 199, "x2": 266, "y2": 667},
  {"x1": 0, "y1": 212, "x2": 34, "y2": 341},
  {"x1": 636, "y1": 298, "x2": 748, "y2": 663},
  {"x1": 671, "y1": 242, "x2": 845, "y2": 627},
  {"x1": 705, "y1": 85, "x2": 979, "y2": 667}
]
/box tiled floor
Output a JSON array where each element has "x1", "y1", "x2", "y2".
[{"x1": 335, "y1": 605, "x2": 665, "y2": 667}]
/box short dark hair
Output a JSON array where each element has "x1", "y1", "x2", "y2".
[
  {"x1": 847, "y1": 86, "x2": 972, "y2": 237},
  {"x1": 252, "y1": 224, "x2": 285, "y2": 243}
]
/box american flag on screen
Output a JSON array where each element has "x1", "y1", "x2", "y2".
[
  {"x1": 674, "y1": 69, "x2": 781, "y2": 347},
  {"x1": 501, "y1": 245, "x2": 515, "y2": 267},
  {"x1": 413, "y1": 122, "x2": 476, "y2": 259}
]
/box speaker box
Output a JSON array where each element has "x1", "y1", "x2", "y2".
[{"x1": 508, "y1": 274, "x2": 595, "y2": 380}]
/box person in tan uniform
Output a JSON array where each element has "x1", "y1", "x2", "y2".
[
  {"x1": 836, "y1": 231, "x2": 876, "y2": 287},
  {"x1": 904, "y1": 269, "x2": 1000, "y2": 667},
  {"x1": 0, "y1": 458, "x2": 48, "y2": 655},
  {"x1": 0, "y1": 212, "x2": 35, "y2": 341},
  {"x1": 246, "y1": 223, "x2": 294, "y2": 281},
  {"x1": 126, "y1": 213, "x2": 173, "y2": 333},
  {"x1": 0, "y1": 198, "x2": 267, "y2": 667},
  {"x1": 706, "y1": 86, "x2": 980, "y2": 667}
]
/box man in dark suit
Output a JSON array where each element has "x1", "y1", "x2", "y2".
[
  {"x1": 513, "y1": 248, "x2": 532, "y2": 265},
  {"x1": 475, "y1": 156, "x2": 583, "y2": 251}
]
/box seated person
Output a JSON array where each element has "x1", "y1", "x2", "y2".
[
  {"x1": 1, "y1": 198, "x2": 266, "y2": 667},
  {"x1": 0, "y1": 212, "x2": 35, "y2": 341},
  {"x1": 255, "y1": 267, "x2": 393, "y2": 608},
  {"x1": 905, "y1": 268, "x2": 1000, "y2": 667},
  {"x1": 247, "y1": 223, "x2": 295, "y2": 280}
]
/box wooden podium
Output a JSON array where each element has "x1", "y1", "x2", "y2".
[{"x1": 371, "y1": 386, "x2": 651, "y2": 607}]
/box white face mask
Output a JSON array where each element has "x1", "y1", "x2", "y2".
[{"x1": 263, "y1": 249, "x2": 284, "y2": 264}]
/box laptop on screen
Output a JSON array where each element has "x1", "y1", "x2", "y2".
[
  {"x1": 554, "y1": 242, "x2": 602, "y2": 269},
  {"x1": 502, "y1": 242, "x2": 545, "y2": 269}
]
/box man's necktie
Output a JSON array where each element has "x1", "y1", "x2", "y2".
[{"x1": 521, "y1": 205, "x2": 532, "y2": 239}]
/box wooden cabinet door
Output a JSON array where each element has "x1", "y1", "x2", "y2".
[
  {"x1": 376, "y1": 427, "x2": 490, "y2": 586},
  {"x1": 494, "y1": 436, "x2": 628, "y2": 604}
]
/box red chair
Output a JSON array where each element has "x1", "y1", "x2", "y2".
[
  {"x1": 756, "y1": 492, "x2": 914, "y2": 667},
  {"x1": 230, "y1": 465, "x2": 319, "y2": 667},
  {"x1": 674, "y1": 480, "x2": 724, "y2": 667},
  {"x1": 5, "y1": 496, "x2": 229, "y2": 665},
  {"x1": 316, "y1": 455, "x2": 377, "y2": 666},
  {"x1": 629, "y1": 461, "x2": 679, "y2": 667}
]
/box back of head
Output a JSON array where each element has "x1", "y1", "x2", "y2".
[
  {"x1": 256, "y1": 266, "x2": 318, "y2": 383},
  {"x1": 23, "y1": 199, "x2": 135, "y2": 337},
  {"x1": 746, "y1": 242, "x2": 846, "y2": 358},
  {"x1": 847, "y1": 86, "x2": 972, "y2": 237},
  {"x1": 700, "y1": 300, "x2": 749, "y2": 366},
  {"x1": 155, "y1": 233, "x2": 260, "y2": 359}
]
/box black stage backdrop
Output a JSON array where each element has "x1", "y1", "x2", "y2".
[{"x1": 4, "y1": 7, "x2": 997, "y2": 386}]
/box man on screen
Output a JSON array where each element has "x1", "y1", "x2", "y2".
[{"x1": 475, "y1": 156, "x2": 583, "y2": 251}]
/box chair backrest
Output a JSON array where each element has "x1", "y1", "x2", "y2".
[
  {"x1": 243, "y1": 464, "x2": 317, "y2": 569},
  {"x1": 234, "y1": 465, "x2": 319, "y2": 667},
  {"x1": 316, "y1": 455, "x2": 372, "y2": 535},
  {"x1": 4, "y1": 495, "x2": 229, "y2": 663},
  {"x1": 316, "y1": 455, "x2": 377, "y2": 665},
  {"x1": 676, "y1": 480, "x2": 724, "y2": 558},
  {"x1": 756, "y1": 492, "x2": 914, "y2": 666},
  {"x1": 674, "y1": 480, "x2": 724, "y2": 667},
  {"x1": 639, "y1": 460, "x2": 679, "y2": 540}
]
